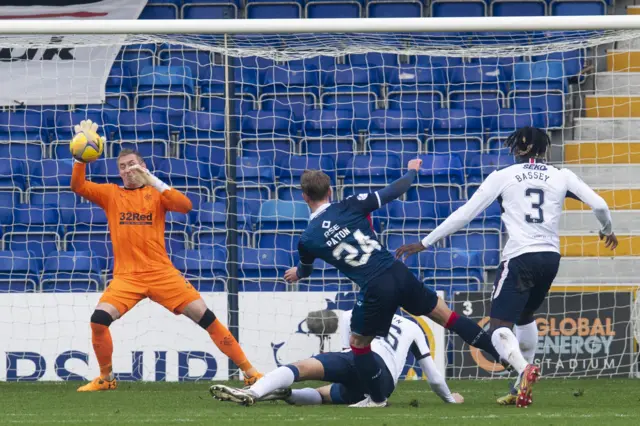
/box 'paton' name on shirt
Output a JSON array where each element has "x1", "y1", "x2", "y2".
[{"x1": 324, "y1": 226, "x2": 352, "y2": 247}]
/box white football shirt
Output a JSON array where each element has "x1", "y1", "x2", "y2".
[
  {"x1": 422, "y1": 160, "x2": 613, "y2": 260},
  {"x1": 340, "y1": 311, "x2": 429, "y2": 384}
]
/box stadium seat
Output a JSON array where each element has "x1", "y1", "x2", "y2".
[
  {"x1": 428, "y1": 108, "x2": 484, "y2": 167},
  {"x1": 1, "y1": 205, "x2": 61, "y2": 259},
  {"x1": 246, "y1": 0, "x2": 303, "y2": 19},
  {"x1": 430, "y1": 0, "x2": 487, "y2": 17},
  {"x1": 0, "y1": 250, "x2": 39, "y2": 292},
  {"x1": 240, "y1": 109, "x2": 296, "y2": 167},
  {"x1": 367, "y1": 0, "x2": 424, "y2": 17},
  {"x1": 192, "y1": 201, "x2": 252, "y2": 250},
  {"x1": 106, "y1": 110, "x2": 170, "y2": 160},
  {"x1": 407, "y1": 154, "x2": 464, "y2": 202},
  {"x1": 302, "y1": 109, "x2": 358, "y2": 173},
  {"x1": 26, "y1": 159, "x2": 81, "y2": 214},
  {"x1": 260, "y1": 64, "x2": 320, "y2": 119},
  {"x1": 440, "y1": 200, "x2": 502, "y2": 231},
  {"x1": 182, "y1": 0, "x2": 240, "y2": 19},
  {"x1": 486, "y1": 108, "x2": 546, "y2": 154},
  {"x1": 321, "y1": 65, "x2": 381, "y2": 118},
  {"x1": 61, "y1": 206, "x2": 112, "y2": 264},
  {"x1": 255, "y1": 200, "x2": 309, "y2": 251},
  {"x1": 342, "y1": 154, "x2": 402, "y2": 198},
  {"x1": 447, "y1": 231, "x2": 501, "y2": 268},
  {"x1": 158, "y1": 46, "x2": 216, "y2": 82},
  {"x1": 419, "y1": 248, "x2": 483, "y2": 292},
  {"x1": 165, "y1": 211, "x2": 191, "y2": 258},
  {"x1": 136, "y1": 65, "x2": 194, "y2": 117},
  {"x1": 139, "y1": 0, "x2": 180, "y2": 19},
  {"x1": 367, "y1": 109, "x2": 424, "y2": 166},
  {"x1": 466, "y1": 153, "x2": 516, "y2": 197},
  {"x1": 40, "y1": 251, "x2": 103, "y2": 292},
  {"x1": 155, "y1": 158, "x2": 213, "y2": 209},
  {"x1": 276, "y1": 155, "x2": 337, "y2": 200},
  {"x1": 408, "y1": 55, "x2": 465, "y2": 82},
  {"x1": 532, "y1": 49, "x2": 586, "y2": 84},
  {"x1": 299, "y1": 258, "x2": 354, "y2": 292},
  {"x1": 509, "y1": 62, "x2": 567, "y2": 129},
  {"x1": 382, "y1": 200, "x2": 440, "y2": 249},
  {"x1": 112, "y1": 44, "x2": 156, "y2": 90},
  {"x1": 0, "y1": 160, "x2": 26, "y2": 210},
  {"x1": 305, "y1": 0, "x2": 363, "y2": 18},
  {"x1": 0, "y1": 111, "x2": 46, "y2": 161},
  {"x1": 550, "y1": 0, "x2": 606, "y2": 16},
  {"x1": 238, "y1": 248, "x2": 291, "y2": 291},
  {"x1": 179, "y1": 111, "x2": 225, "y2": 177},
  {"x1": 172, "y1": 248, "x2": 227, "y2": 292},
  {"x1": 214, "y1": 157, "x2": 275, "y2": 216},
  {"x1": 491, "y1": 0, "x2": 546, "y2": 16},
  {"x1": 386, "y1": 65, "x2": 446, "y2": 117},
  {"x1": 449, "y1": 64, "x2": 507, "y2": 117}
]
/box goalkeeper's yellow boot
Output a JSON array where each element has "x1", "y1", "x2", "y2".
[
  {"x1": 77, "y1": 376, "x2": 117, "y2": 392},
  {"x1": 243, "y1": 372, "x2": 263, "y2": 386},
  {"x1": 515, "y1": 364, "x2": 541, "y2": 408}
]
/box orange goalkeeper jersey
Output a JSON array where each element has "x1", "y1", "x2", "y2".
[{"x1": 70, "y1": 162, "x2": 192, "y2": 275}]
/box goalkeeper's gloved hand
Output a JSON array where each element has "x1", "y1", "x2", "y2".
[
  {"x1": 128, "y1": 164, "x2": 170, "y2": 193},
  {"x1": 73, "y1": 119, "x2": 106, "y2": 163}
]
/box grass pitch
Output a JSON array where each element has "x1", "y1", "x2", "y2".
[{"x1": 1, "y1": 379, "x2": 638, "y2": 425}]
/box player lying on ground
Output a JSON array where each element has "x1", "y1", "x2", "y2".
[
  {"x1": 282, "y1": 161, "x2": 504, "y2": 407},
  {"x1": 210, "y1": 309, "x2": 462, "y2": 406},
  {"x1": 70, "y1": 120, "x2": 262, "y2": 391},
  {"x1": 396, "y1": 127, "x2": 617, "y2": 408}
]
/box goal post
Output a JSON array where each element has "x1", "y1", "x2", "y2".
[{"x1": 0, "y1": 16, "x2": 638, "y2": 382}]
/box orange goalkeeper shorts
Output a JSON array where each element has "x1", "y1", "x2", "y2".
[{"x1": 100, "y1": 269, "x2": 201, "y2": 316}]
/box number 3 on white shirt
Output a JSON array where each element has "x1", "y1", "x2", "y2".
[{"x1": 332, "y1": 230, "x2": 382, "y2": 267}]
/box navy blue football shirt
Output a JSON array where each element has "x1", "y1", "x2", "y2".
[{"x1": 297, "y1": 193, "x2": 396, "y2": 287}]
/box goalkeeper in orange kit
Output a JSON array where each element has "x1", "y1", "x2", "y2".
[{"x1": 70, "y1": 120, "x2": 262, "y2": 391}]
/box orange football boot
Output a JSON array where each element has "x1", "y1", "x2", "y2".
[{"x1": 77, "y1": 377, "x2": 118, "y2": 392}]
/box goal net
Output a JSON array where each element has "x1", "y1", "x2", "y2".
[{"x1": 0, "y1": 25, "x2": 638, "y2": 382}]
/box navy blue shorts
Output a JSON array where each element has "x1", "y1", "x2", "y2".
[
  {"x1": 351, "y1": 261, "x2": 439, "y2": 337},
  {"x1": 313, "y1": 351, "x2": 395, "y2": 405},
  {"x1": 491, "y1": 251, "x2": 561, "y2": 324}
]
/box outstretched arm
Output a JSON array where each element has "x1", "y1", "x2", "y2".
[
  {"x1": 70, "y1": 161, "x2": 113, "y2": 209},
  {"x1": 396, "y1": 171, "x2": 502, "y2": 259},
  {"x1": 284, "y1": 240, "x2": 316, "y2": 282},
  {"x1": 129, "y1": 165, "x2": 192, "y2": 214}
]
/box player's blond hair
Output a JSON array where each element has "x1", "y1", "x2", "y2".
[
  {"x1": 117, "y1": 148, "x2": 144, "y2": 165},
  {"x1": 301, "y1": 169, "x2": 331, "y2": 202}
]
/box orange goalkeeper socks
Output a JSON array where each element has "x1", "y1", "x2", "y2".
[
  {"x1": 91, "y1": 322, "x2": 114, "y2": 380},
  {"x1": 206, "y1": 319, "x2": 256, "y2": 376}
]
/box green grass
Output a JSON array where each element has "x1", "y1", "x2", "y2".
[{"x1": 1, "y1": 379, "x2": 638, "y2": 425}]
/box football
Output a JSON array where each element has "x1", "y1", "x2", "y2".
[{"x1": 69, "y1": 131, "x2": 103, "y2": 163}]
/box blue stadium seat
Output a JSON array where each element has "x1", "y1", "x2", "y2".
[
  {"x1": 302, "y1": 109, "x2": 358, "y2": 173},
  {"x1": 179, "y1": 111, "x2": 225, "y2": 176},
  {"x1": 182, "y1": 0, "x2": 240, "y2": 19},
  {"x1": 431, "y1": 0, "x2": 487, "y2": 17},
  {"x1": 448, "y1": 231, "x2": 501, "y2": 269},
  {"x1": 407, "y1": 154, "x2": 464, "y2": 202},
  {"x1": 550, "y1": 0, "x2": 606, "y2": 16},
  {"x1": 386, "y1": 200, "x2": 439, "y2": 231},
  {"x1": 491, "y1": 0, "x2": 546, "y2": 16},
  {"x1": 409, "y1": 55, "x2": 465, "y2": 82},
  {"x1": 298, "y1": 258, "x2": 354, "y2": 292},
  {"x1": 246, "y1": 0, "x2": 303, "y2": 19},
  {"x1": 26, "y1": 159, "x2": 82, "y2": 218},
  {"x1": 158, "y1": 46, "x2": 216, "y2": 82},
  {"x1": 41, "y1": 251, "x2": 103, "y2": 292},
  {"x1": 509, "y1": 62, "x2": 567, "y2": 129},
  {"x1": 321, "y1": 65, "x2": 381, "y2": 118},
  {"x1": 440, "y1": 200, "x2": 502, "y2": 231},
  {"x1": 486, "y1": 108, "x2": 546, "y2": 154},
  {"x1": 449, "y1": 64, "x2": 507, "y2": 117},
  {"x1": 61, "y1": 205, "x2": 112, "y2": 264},
  {"x1": 256, "y1": 201, "x2": 309, "y2": 252},
  {"x1": 0, "y1": 250, "x2": 39, "y2": 292},
  {"x1": 106, "y1": 67, "x2": 133, "y2": 99},
  {"x1": 214, "y1": 157, "x2": 275, "y2": 216},
  {"x1": 139, "y1": 0, "x2": 180, "y2": 19},
  {"x1": 367, "y1": 0, "x2": 424, "y2": 17},
  {"x1": 136, "y1": 66, "x2": 194, "y2": 117},
  {"x1": 342, "y1": 154, "x2": 402, "y2": 199},
  {"x1": 420, "y1": 249, "x2": 483, "y2": 292},
  {"x1": 276, "y1": 155, "x2": 337, "y2": 200},
  {"x1": 155, "y1": 158, "x2": 213, "y2": 209},
  {"x1": 239, "y1": 248, "x2": 290, "y2": 291},
  {"x1": 112, "y1": 44, "x2": 156, "y2": 89},
  {"x1": 386, "y1": 65, "x2": 446, "y2": 117},
  {"x1": 201, "y1": 58, "x2": 262, "y2": 104},
  {"x1": 172, "y1": 248, "x2": 227, "y2": 292},
  {"x1": 240, "y1": 109, "x2": 296, "y2": 166},
  {"x1": 1, "y1": 205, "x2": 61, "y2": 259},
  {"x1": 51, "y1": 109, "x2": 106, "y2": 156},
  {"x1": 192, "y1": 201, "x2": 252, "y2": 250},
  {"x1": 305, "y1": 0, "x2": 363, "y2": 18},
  {"x1": 165, "y1": 211, "x2": 191, "y2": 258},
  {"x1": 367, "y1": 109, "x2": 424, "y2": 166},
  {"x1": 0, "y1": 111, "x2": 46, "y2": 161},
  {"x1": 466, "y1": 153, "x2": 516, "y2": 197},
  {"x1": 532, "y1": 49, "x2": 585, "y2": 83},
  {"x1": 106, "y1": 110, "x2": 170, "y2": 159},
  {"x1": 0, "y1": 160, "x2": 26, "y2": 209},
  {"x1": 428, "y1": 109, "x2": 483, "y2": 167},
  {"x1": 260, "y1": 65, "x2": 320, "y2": 120}
]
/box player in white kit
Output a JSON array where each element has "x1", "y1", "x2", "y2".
[
  {"x1": 396, "y1": 127, "x2": 617, "y2": 408},
  {"x1": 209, "y1": 310, "x2": 462, "y2": 406}
]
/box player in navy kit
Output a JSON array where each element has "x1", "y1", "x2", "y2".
[{"x1": 283, "y1": 160, "x2": 504, "y2": 407}]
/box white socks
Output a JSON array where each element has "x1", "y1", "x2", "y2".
[
  {"x1": 249, "y1": 366, "x2": 295, "y2": 399},
  {"x1": 515, "y1": 321, "x2": 538, "y2": 364},
  {"x1": 287, "y1": 388, "x2": 323, "y2": 405},
  {"x1": 491, "y1": 327, "x2": 528, "y2": 374}
]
